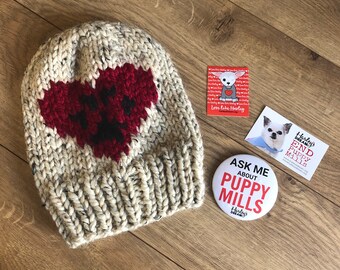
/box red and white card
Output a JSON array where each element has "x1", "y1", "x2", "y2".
[{"x1": 207, "y1": 66, "x2": 249, "y2": 117}]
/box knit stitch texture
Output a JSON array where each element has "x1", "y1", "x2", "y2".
[{"x1": 21, "y1": 21, "x2": 204, "y2": 248}]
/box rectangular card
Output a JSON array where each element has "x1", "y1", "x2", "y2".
[
  {"x1": 207, "y1": 66, "x2": 249, "y2": 117},
  {"x1": 245, "y1": 106, "x2": 329, "y2": 180}
]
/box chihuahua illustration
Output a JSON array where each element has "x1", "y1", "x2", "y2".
[
  {"x1": 212, "y1": 71, "x2": 245, "y2": 102},
  {"x1": 247, "y1": 116, "x2": 292, "y2": 157}
]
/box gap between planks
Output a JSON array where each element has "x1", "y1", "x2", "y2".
[
  {"x1": 10, "y1": 0, "x2": 340, "y2": 210},
  {"x1": 223, "y1": 0, "x2": 340, "y2": 69},
  {"x1": 5, "y1": 0, "x2": 340, "y2": 208},
  {"x1": 15, "y1": 0, "x2": 340, "y2": 71},
  {"x1": 0, "y1": 143, "x2": 186, "y2": 269},
  {"x1": 2, "y1": 110, "x2": 339, "y2": 211},
  {"x1": 13, "y1": 0, "x2": 62, "y2": 30},
  {"x1": 196, "y1": 116, "x2": 340, "y2": 208},
  {"x1": 130, "y1": 233, "x2": 186, "y2": 270}
]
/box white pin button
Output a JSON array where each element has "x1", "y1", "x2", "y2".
[{"x1": 212, "y1": 154, "x2": 278, "y2": 220}]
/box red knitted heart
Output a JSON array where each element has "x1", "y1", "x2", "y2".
[
  {"x1": 38, "y1": 63, "x2": 158, "y2": 161},
  {"x1": 225, "y1": 90, "x2": 233, "y2": 96}
]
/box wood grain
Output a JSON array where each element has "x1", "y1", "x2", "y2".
[
  {"x1": 229, "y1": 0, "x2": 340, "y2": 67},
  {"x1": 0, "y1": 145, "x2": 181, "y2": 270},
  {"x1": 0, "y1": 0, "x2": 339, "y2": 269},
  {"x1": 132, "y1": 119, "x2": 340, "y2": 270},
  {"x1": 0, "y1": 0, "x2": 58, "y2": 160},
  {"x1": 13, "y1": 0, "x2": 340, "y2": 204},
  {"x1": 0, "y1": 2, "x2": 180, "y2": 269}
]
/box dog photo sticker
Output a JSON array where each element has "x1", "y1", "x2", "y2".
[
  {"x1": 212, "y1": 154, "x2": 278, "y2": 221},
  {"x1": 207, "y1": 66, "x2": 249, "y2": 117},
  {"x1": 245, "y1": 106, "x2": 329, "y2": 180}
]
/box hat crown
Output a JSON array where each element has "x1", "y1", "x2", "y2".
[{"x1": 21, "y1": 21, "x2": 204, "y2": 248}]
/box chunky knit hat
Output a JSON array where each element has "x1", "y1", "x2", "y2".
[{"x1": 21, "y1": 21, "x2": 204, "y2": 248}]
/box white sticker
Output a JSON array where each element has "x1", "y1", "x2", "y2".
[
  {"x1": 245, "y1": 106, "x2": 329, "y2": 180},
  {"x1": 212, "y1": 154, "x2": 278, "y2": 220}
]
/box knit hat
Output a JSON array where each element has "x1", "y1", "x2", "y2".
[{"x1": 21, "y1": 21, "x2": 204, "y2": 248}]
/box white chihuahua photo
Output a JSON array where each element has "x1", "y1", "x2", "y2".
[
  {"x1": 212, "y1": 71, "x2": 245, "y2": 102},
  {"x1": 247, "y1": 116, "x2": 292, "y2": 157}
]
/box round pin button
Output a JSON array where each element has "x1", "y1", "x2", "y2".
[{"x1": 212, "y1": 154, "x2": 278, "y2": 220}]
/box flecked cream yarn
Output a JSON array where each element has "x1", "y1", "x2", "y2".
[{"x1": 21, "y1": 21, "x2": 204, "y2": 248}]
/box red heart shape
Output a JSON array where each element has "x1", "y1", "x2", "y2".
[
  {"x1": 38, "y1": 63, "x2": 158, "y2": 161},
  {"x1": 225, "y1": 90, "x2": 233, "y2": 96}
]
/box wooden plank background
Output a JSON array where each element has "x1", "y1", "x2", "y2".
[{"x1": 1, "y1": 0, "x2": 339, "y2": 269}]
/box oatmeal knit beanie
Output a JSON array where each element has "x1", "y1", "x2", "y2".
[{"x1": 21, "y1": 21, "x2": 204, "y2": 248}]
